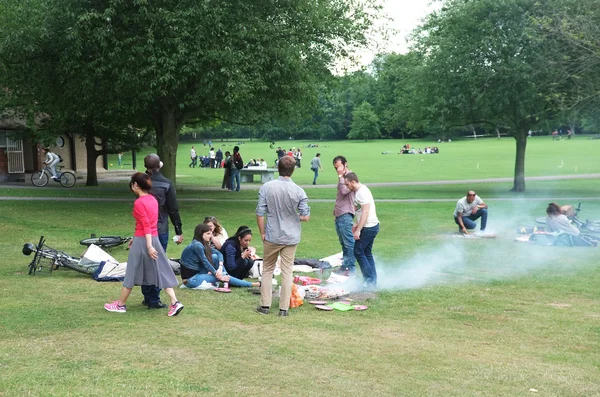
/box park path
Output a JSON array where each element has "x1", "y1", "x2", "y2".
[{"x1": 0, "y1": 173, "x2": 598, "y2": 202}]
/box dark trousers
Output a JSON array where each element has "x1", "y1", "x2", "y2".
[
  {"x1": 141, "y1": 232, "x2": 169, "y2": 304},
  {"x1": 226, "y1": 259, "x2": 255, "y2": 280}
]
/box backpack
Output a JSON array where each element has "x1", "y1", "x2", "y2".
[
  {"x1": 234, "y1": 154, "x2": 244, "y2": 170},
  {"x1": 57, "y1": 154, "x2": 63, "y2": 163}
]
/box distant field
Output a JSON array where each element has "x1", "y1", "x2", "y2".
[{"x1": 107, "y1": 136, "x2": 600, "y2": 187}]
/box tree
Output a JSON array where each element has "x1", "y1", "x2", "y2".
[
  {"x1": 0, "y1": 0, "x2": 151, "y2": 186},
  {"x1": 59, "y1": 0, "x2": 380, "y2": 183},
  {"x1": 410, "y1": 0, "x2": 564, "y2": 192},
  {"x1": 348, "y1": 101, "x2": 381, "y2": 141}
]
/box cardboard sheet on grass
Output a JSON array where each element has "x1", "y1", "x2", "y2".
[
  {"x1": 247, "y1": 252, "x2": 341, "y2": 278},
  {"x1": 81, "y1": 244, "x2": 180, "y2": 282}
]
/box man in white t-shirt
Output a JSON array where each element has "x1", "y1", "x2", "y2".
[
  {"x1": 344, "y1": 172, "x2": 380, "y2": 289},
  {"x1": 454, "y1": 190, "x2": 488, "y2": 234}
]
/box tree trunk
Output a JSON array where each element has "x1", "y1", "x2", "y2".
[
  {"x1": 510, "y1": 130, "x2": 528, "y2": 192},
  {"x1": 84, "y1": 122, "x2": 100, "y2": 187},
  {"x1": 155, "y1": 106, "x2": 183, "y2": 183}
]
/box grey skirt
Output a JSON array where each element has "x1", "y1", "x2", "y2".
[{"x1": 123, "y1": 236, "x2": 178, "y2": 289}]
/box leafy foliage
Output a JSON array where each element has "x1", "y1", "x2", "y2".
[{"x1": 348, "y1": 101, "x2": 381, "y2": 141}]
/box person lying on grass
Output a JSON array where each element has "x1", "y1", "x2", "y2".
[{"x1": 180, "y1": 223, "x2": 260, "y2": 289}]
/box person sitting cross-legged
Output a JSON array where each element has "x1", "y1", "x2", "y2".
[{"x1": 180, "y1": 223, "x2": 259, "y2": 289}]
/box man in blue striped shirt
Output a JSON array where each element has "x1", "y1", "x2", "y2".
[{"x1": 256, "y1": 155, "x2": 310, "y2": 317}]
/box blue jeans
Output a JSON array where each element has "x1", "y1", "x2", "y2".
[
  {"x1": 354, "y1": 223, "x2": 379, "y2": 286},
  {"x1": 335, "y1": 214, "x2": 356, "y2": 271},
  {"x1": 312, "y1": 168, "x2": 318, "y2": 184},
  {"x1": 184, "y1": 269, "x2": 252, "y2": 288},
  {"x1": 141, "y1": 232, "x2": 169, "y2": 304},
  {"x1": 230, "y1": 168, "x2": 240, "y2": 191},
  {"x1": 454, "y1": 208, "x2": 488, "y2": 231}
]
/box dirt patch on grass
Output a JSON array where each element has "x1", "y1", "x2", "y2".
[{"x1": 347, "y1": 291, "x2": 377, "y2": 301}]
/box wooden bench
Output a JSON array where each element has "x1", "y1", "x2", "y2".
[{"x1": 240, "y1": 167, "x2": 278, "y2": 183}]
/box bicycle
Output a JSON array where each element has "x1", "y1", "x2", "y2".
[
  {"x1": 79, "y1": 234, "x2": 132, "y2": 250},
  {"x1": 31, "y1": 165, "x2": 76, "y2": 188},
  {"x1": 22, "y1": 236, "x2": 97, "y2": 276},
  {"x1": 535, "y1": 202, "x2": 600, "y2": 234}
]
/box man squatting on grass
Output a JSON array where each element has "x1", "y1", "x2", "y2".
[
  {"x1": 332, "y1": 155, "x2": 356, "y2": 276},
  {"x1": 344, "y1": 172, "x2": 380, "y2": 289},
  {"x1": 256, "y1": 155, "x2": 310, "y2": 316},
  {"x1": 143, "y1": 154, "x2": 184, "y2": 309},
  {"x1": 454, "y1": 190, "x2": 488, "y2": 234}
]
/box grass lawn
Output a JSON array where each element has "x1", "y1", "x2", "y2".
[
  {"x1": 105, "y1": 136, "x2": 600, "y2": 187},
  {"x1": 1, "y1": 138, "x2": 599, "y2": 396}
]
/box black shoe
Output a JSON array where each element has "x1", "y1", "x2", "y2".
[
  {"x1": 147, "y1": 301, "x2": 168, "y2": 309},
  {"x1": 312, "y1": 182, "x2": 316, "y2": 185},
  {"x1": 256, "y1": 306, "x2": 270, "y2": 315},
  {"x1": 278, "y1": 309, "x2": 289, "y2": 317}
]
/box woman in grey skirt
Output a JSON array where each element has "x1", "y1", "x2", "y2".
[{"x1": 104, "y1": 172, "x2": 184, "y2": 317}]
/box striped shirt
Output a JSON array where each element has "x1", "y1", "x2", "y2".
[{"x1": 256, "y1": 177, "x2": 310, "y2": 245}]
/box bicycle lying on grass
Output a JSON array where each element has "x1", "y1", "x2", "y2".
[
  {"x1": 79, "y1": 234, "x2": 132, "y2": 250},
  {"x1": 22, "y1": 236, "x2": 95, "y2": 275},
  {"x1": 31, "y1": 165, "x2": 76, "y2": 188},
  {"x1": 535, "y1": 202, "x2": 600, "y2": 234}
]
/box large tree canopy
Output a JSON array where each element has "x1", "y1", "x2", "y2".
[{"x1": 55, "y1": 0, "x2": 379, "y2": 182}]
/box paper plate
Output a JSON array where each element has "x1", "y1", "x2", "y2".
[
  {"x1": 328, "y1": 302, "x2": 354, "y2": 311},
  {"x1": 214, "y1": 287, "x2": 232, "y2": 293},
  {"x1": 353, "y1": 305, "x2": 368, "y2": 311},
  {"x1": 315, "y1": 305, "x2": 333, "y2": 311},
  {"x1": 308, "y1": 300, "x2": 328, "y2": 305}
]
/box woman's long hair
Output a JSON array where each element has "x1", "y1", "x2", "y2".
[
  {"x1": 203, "y1": 216, "x2": 223, "y2": 236},
  {"x1": 193, "y1": 223, "x2": 214, "y2": 265},
  {"x1": 546, "y1": 202, "x2": 562, "y2": 216},
  {"x1": 226, "y1": 225, "x2": 252, "y2": 248}
]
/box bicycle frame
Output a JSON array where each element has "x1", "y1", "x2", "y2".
[{"x1": 23, "y1": 236, "x2": 97, "y2": 275}]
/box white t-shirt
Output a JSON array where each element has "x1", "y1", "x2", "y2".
[
  {"x1": 209, "y1": 149, "x2": 216, "y2": 159},
  {"x1": 355, "y1": 185, "x2": 379, "y2": 227},
  {"x1": 214, "y1": 228, "x2": 229, "y2": 246},
  {"x1": 190, "y1": 148, "x2": 196, "y2": 158},
  {"x1": 454, "y1": 195, "x2": 483, "y2": 217}
]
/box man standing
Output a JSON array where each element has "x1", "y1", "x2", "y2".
[
  {"x1": 454, "y1": 190, "x2": 488, "y2": 234},
  {"x1": 230, "y1": 146, "x2": 243, "y2": 191},
  {"x1": 332, "y1": 155, "x2": 356, "y2": 276},
  {"x1": 256, "y1": 155, "x2": 310, "y2": 317},
  {"x1": 344, "y1": 172, "x2": 379, "y2": 289},
  {"x1": 310, "y1": 153, "x2": 323, "y2": 185},
  {"x1": 215, "y1": 147, "x2": 223, "y2": 168},
  {"x1": 143, "y1": 154, "x2": 184, "y2": 309},
  {"x1": 209, "y1": 147, "x2": 216, "y2": 168},
  {"x1": 189, "y1": 146, "x2": 197, "y2": 168}
]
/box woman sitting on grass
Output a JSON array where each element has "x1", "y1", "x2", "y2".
[
  {"x1": 220, "y1": 226, "x2": 256, "y2": 280},
  {"x1": 545, "y1": 203, "x2": 579, "y2": 235},
  {"x1": 203, "y1": 216, "x2": 228, "y2": 250},
  {"x1": 104, "y1": 172, "x2": 184, "y2": 316},
  {"x1": 180, "y1": 223, "x2": 260, "y2": 289}
]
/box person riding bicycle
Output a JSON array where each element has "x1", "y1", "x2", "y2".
[{"x1": 42, "y1": 148, "x2": 61, "y2": 181}]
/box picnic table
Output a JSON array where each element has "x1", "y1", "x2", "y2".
[{"x1": 240, "y1": 167, "x2": 278, "y2": 183}]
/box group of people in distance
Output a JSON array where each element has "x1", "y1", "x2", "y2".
[
  {"x1": 189, "y1": 145, "x2": 224, "y2": 169},
  {"x1": 104, "y1": 150, "x2": 383, "y2": 318}
]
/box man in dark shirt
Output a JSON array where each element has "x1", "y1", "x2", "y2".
[
  {"x1": 215, "y1": 148, "x2": 223, "y2": 168},
  {"x1": 143, "y1": 154, "x2": 184, "y2": 309}
]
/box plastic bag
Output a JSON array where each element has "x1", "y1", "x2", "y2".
[{"x1": 289, "y1": 284, "x2": 304, "y2": 308}]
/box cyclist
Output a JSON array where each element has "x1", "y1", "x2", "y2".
[{"x1": 42, "y1": 148, "x2": 61, "y2": 181}]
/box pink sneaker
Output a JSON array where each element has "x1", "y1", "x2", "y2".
[
  {"x1": 104, "y1": 301, "x2": 126, "y2": 313},
  {"x1": 168, "y1": 301, "x2": 184, "y2": 317}
]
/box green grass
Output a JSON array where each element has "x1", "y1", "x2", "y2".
[
  {"x1": 1, "y1": 138, "x2": 600, "y2": 396},
  {"x1": 105, "y1": 137, "x2": 600, "y2": 187}
]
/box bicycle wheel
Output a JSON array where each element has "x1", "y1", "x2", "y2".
[
  {"x1": 583, "y1": 221, "x2": 600, "y2": 233},
  {"x1": 80, "y1": 236, "x2": 124, "y2": 247},
  {"x1": 535, "y1": 217, "x2": 547, "y2": 225},
  {"x1": 59, "y1": 172, "x2": 76, "y2": 188},
  {"x1": 31, "y1": 171, "x2": 49, "y2": 187}
]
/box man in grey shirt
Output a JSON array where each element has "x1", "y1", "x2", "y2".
[
  {"x1": 310, "y1": 153, "x2": 323, "y2": 185},
  {"x1": 256, "y1": 155, "x2": 310, "y2": 317}
]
